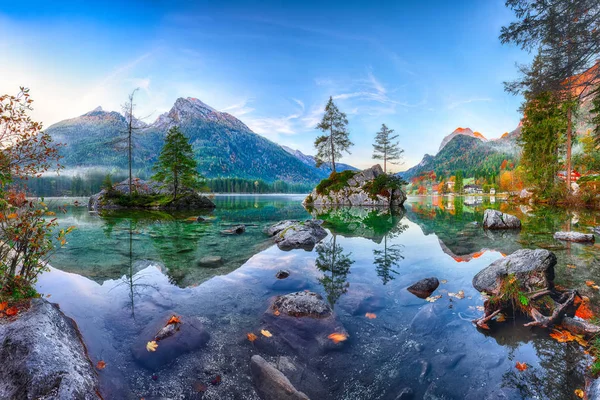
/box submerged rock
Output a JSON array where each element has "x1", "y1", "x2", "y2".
[
  {"x1": 303, "y1": 164, "x2": 407, "y2": 207},
  {"x1": 275, "y1": 270, "x2": 290, "y2": 279},
  {"x1": 132, "y1": 314, "x2": 210, "y2": 371},
  {"x1": 588, "y1": 377, "x2": 600, "y2": 400},
  {"x1": 482, "y1": 209, "x2": 521, "y2": 230},
  {"x1": 407, "y1": 277, "x2": 440, "y2": 299},
  {"x1": 250, "y1": 355, "x2": 310, "y2": 400},
  {"x1": 221, "y1": 224, "x2": 246, "y2": 235},
  {"x1": 197, "y1": 255, "x2": 224, "y2": 267},
  {"x1": 472, "y1": 249, "x2": 556, "y2": 294},
  {"x1": 0, "y1": 299, "x2": 100, "y2": 399},
  {"x1": 266, "y1": 220, "x2": 327, "y2": 251},
  {"x1": 271, "y1": 291, "x2": 332, "y2": 318},
  {"x1": 553, "y1": 231, "x2": 595, "y2": 243}
]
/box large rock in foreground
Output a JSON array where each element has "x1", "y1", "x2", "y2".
[
  {"x1": 271, "y1": 291, "x2": 332, "y2": 318},
  {"x1": 472, "y1": 249, "x2": 556, "y2": 294},
  {"x1": 0, "y1": 299, "x2": 100, "y2": 399},
  {"x1": 89, "y1": 178, "x2": 215, "y2": 211},
  {"x1": 554, "y1": 231, "x2": 595, "y2": 243},
  {"x1": 266, "y1": 220, "x2": 327, "y2": 251},
  {"x1": 303, "y1": 165, "x2": 406, "y2": 207},
  {"x1": 482, "y1": 209, "x2": 521, "y2": 230},
  {"x1": 250, "y1": 355, "x2": 310, "y2": 400}
]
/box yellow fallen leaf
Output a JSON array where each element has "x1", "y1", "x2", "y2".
[
  {"x1": 448, "y1": 290, "x2": 465, "y2": 300},
  {"x1": 567, "y1": 264, "x2": 577, "y2": 269},
  {"x1": 6, "y1": 213, "x2": 17, "y2": 219},
  {"x1": 260, "y1": 330, "x2": 272, "y2": 338},
  {"x1": 328, "y1": 332, "x2": 348, "y2": 344},
  {"x1": 425, "y1": 295, "x2": 442, "y2": 303},
  {"x1": 365, "y1": 312, "x2": 377, "y2": 319},
  {"x1": 593, "y1": 285, "x2": 600, "y2": 290},
  {"x1": 45, "y1": 211, "x2": 56, "y2": 216},
  {"x1": 247, "y1": 333, "x2": 258, "y2": 342},
  {"x1": 575, "y1": 389, "x2": 585, "y2": 398},
  {"x1": 146, "y1": 341, "x2": 158, "y2": 352},
  {"x1": 586, "y1": 280, "x2": 596, "y2": 287}
]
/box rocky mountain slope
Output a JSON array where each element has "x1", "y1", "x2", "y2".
[
  {"x1": 45, "y1": 98, "x2": 350, "y2": 184},
  {"x1": 400, "y1": 125, "x2": 521, "y2": 180}
]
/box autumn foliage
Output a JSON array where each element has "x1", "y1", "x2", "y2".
[{"x1": 0, "y1": 88, "x2": 65, "y2": 301}]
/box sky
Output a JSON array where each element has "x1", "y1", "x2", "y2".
[{"x1": 0, "y1": 0, "x2": 531, "y2": 171}]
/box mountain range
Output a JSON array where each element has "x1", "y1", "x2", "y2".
[
  {"x1": 399, "y1": 125, "x2": 521, "y2": 180},
  {"x1": 45, "y1": 97, "x2": 356, "y2": 184}
]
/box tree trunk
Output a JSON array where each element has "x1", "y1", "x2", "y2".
[
  {"x1": 128, "y1": 110, "x2": 133, "y2": 199},
  {"x1": 330, "y1": 125, "x2": 336, "y2": 174},
  {"x1": 566, "y1": 106, "x2": 573, "y2": 192}
]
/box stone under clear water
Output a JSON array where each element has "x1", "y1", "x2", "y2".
[{"x1": 37, "y1": 195, "x2": 600, "y2": 399}]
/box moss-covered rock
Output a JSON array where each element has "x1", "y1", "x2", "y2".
[{"x1": 303, "y1": 165, "x2": 406, "y2": 207}]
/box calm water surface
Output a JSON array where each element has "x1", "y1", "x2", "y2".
[{"x1": 36, "y1": 195, "x2": 600, "y2": 399}]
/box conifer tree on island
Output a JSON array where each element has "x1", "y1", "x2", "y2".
[
  {"x1": 372, "y1": 123, "x2": 403, "y2": 173},
  {"x1": 315, "y1": 97, "x2": 353, "y2": 173},
  {"x1": 152, "y1": 126, "x2": 203, "y2": 201}
]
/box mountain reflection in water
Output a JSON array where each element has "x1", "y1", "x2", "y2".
[{"x1": 35, "y1": 195, "x2": 600, "y2": 399}]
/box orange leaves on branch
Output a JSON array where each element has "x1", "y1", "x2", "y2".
[
  {"x1": 515, "y1": 362, "x2": 528, "y2": 371},
  {"x1": 96, "y1": 361, "x2": 106, "y2": 370},
  {"x1": 247, "y1": 333, "x2": 258, "y2": 342},
  {"x1": 327, "y1": 332, "x2": 348, "y2": 344},
  {"x1": 365, "y1": 313, "x2": 377, "y2": 319},
  {"x1": 575, "y1": 298, "x2": 595, "y2": 320},
  {"x1": 5, "y1": 307, "x2": 18, "y2": 316}
]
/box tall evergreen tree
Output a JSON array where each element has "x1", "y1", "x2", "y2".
[
  {"x1": 455, "y1": 171, "x2": 464, "y2": 194},
  {"x1": 315, "y1": 97, "x2": 353, "y2": 173},
  {"x1": 500, "y1": 0, "x2": 600, "y2": 190},
  {"x1": 372, "y1": 123, "x2": 403, "y2": 173},
  {"x1": 519, "y1": 91, "x2": 567, "y2": 197},
  {"x1": 152, "y1": 126, "x2": 202, "y2": 200}
]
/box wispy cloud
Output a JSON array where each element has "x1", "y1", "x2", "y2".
[
  {"x1": 221, "y1": 99, "x2": 255, "y2": 116},
  {"x1": 447, "y1": 97, "x2": 493, "y2": 110}
]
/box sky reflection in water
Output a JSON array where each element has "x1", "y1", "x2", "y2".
[{"x1": 36, "y1": 195, "x2": 600, "y2": 399}]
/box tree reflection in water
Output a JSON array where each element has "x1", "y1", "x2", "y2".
[
  {"x1": 373, "y1": 211, "x2": 407, "y2": 285},
  {"x1": 316, "y1": 234, "x2": 354, "y2": 307}
]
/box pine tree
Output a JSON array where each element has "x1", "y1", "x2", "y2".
[
  {"x1": 152, "y1": 126, "x2": 203, "y2": 200},
  {"x1": 315, "y1": 97, "x2": 353, "y2": 173},
  {"x1": 372, "y1": 123, "x2": 403, "y2": 173}
]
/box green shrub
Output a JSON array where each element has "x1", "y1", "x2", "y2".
[
  {"x1": 315, "y1": 170, "x2": 357, "y2": 195},
  {"x1": 362, "y1": 174, "x2": 406, "y2": 200}
]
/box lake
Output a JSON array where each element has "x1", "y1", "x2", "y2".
[{"x1": 37, "y1": 194, "x2": 600, "y2": 399}]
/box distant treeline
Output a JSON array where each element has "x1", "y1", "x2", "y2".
[{"x1": 20, "y1": 173, "x2": 313, "y2": 197}]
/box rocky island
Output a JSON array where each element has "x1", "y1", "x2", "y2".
[
  {"x1": 88, "y1": 178, "x2": 216, "y2": 211},
  {"x1": 303, "y1": 165, "x2": 406, "y2": 208}
]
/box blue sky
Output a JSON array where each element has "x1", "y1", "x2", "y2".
[{"x1": 0, "y1": 0, "x2": 531, "y2": 170}]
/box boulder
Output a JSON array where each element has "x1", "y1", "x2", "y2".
[
  {"x1": 250, "y1": 355, "x2": 310, "y2": 400},
  {"x1": 553, "y1": 231, "x2": 595, "y2": 243},
  {"x1": 407, "y1": 277, "x2": 440, "y2": 299},
  {"x1": 303, "y1": 165, "x2": 407, "y2": 207},
  {"x1": 197, "y1": 256, "x2": 224, "y2": 267},
  {"x1": 472, "y1": 249, "x2": 556, "y2": 294},
  {"x1": 271, "y1": 291, "x2": 332, "y2": 318},
  {"x1": 132, "y1": 313, "x2": 210, "y2": 371},
  {"x1": 482, "y1": 209, "x2": 521, "y2": 230},
  {"x1": 0, "y1": 299, "x2": 100, "y2": 399},
  {"x1": 267, "y1": 220, "x2": 327, "y2": 251}
]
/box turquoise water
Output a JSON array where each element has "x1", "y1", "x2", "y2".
[{"x1": 36, "y1": 195, "x2": 600, "y2": 399}]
